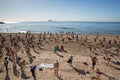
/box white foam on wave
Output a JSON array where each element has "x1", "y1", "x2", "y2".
[
  {"x1": 17, "y1": 30, "x2": 27, "y2": 33},
  {"x1": 5, "y1": 21, "x2": 19, "y2": 23}
]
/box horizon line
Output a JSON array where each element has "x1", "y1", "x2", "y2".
[{"x1": 3, "y1": 20, "x2": 120, "y2": 23}]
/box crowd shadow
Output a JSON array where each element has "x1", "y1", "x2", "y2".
[
  {"x1": 5, "y1": 71, "x2": 10, "y2": 80},
  {"x1": 56, "y1": 75, "x2": 63, "y2": 80},
  {"x1": 62, "y1": 50, "x2": 68, "y2": 53},
  {"x1": 21, "y1": 71, "x2": 30, "y2": 79},
  {"x1": 16, "y1": 56, "x2": 22, "y2": 66},
  {"x1": 110, "y1": 64, "x2": 120, "y2": 71},
  {"x1": 29, "y1": 56, "x2": 34, "y2": 64},
  {"x1": 13, "y1": 64, "x2": 20, "y2": 77},
  {"x1": 69, "y1": 40, "x2": 75, "y2": 43},
  {"x1": 38, "y1": 45, "x2": 44, "y2": 50},
  {"x1": 101, "y1": 72, "x2": 116, "y2": 80},
  {"x1": 58, "y1": 49, "x2": 68, "y2": 53},
  {"x1": 0, "y1": 64, "x2": 4, "y2": 73},
  {"x1": 112, "y1": 53, "x2": 118, "y2": 57},
  {"x1": 33, "y1": 48, "x2": 40, "y2": 54},
  {"x1": 72, "y1": 66, "x2": 86, "y2": 75},
  {"x1": 113, "y1": 66, "x2": 120, "y2": 71},
  {"x1": 111, "y1": 61, "x2": 120, "y2": 66},
  {"x1": 90, "y1": 76, "x2": 97, "y2": 80},
  {"x1": 0, "y1": 69, "x2": 3, "y2": 73},
  {"x1": 93, "y1": 52, "x2": 99, "y2": 56},
  {"x1": 56, "y1": 53, "x2": 64, "y2": 58}
]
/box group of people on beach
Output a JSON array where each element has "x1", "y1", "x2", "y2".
[{"x1": 0, "y1": 31, "x2": 119, "y2": 80}]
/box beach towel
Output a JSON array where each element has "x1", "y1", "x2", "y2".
[{"x1": 38, "y1": 63, "x2": 53, "y2": 68}]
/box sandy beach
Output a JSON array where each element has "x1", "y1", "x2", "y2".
[{"x1": 0, "y1": 32, "x2": 120, "y2": 80}]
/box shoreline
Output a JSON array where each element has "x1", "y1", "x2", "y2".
[{"x1": 0, "y1": 32, "x2": 120, "y2": 36}]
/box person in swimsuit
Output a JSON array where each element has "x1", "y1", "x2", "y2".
[
  {"x1": 95, "y1": 69, "x2": 101, "y2": 80},
  {"x1": 4, "y1": 57, "x2": 9, "y2": 71},
  {"x1": 54, "y1": 60, "x2": 59, "y2": 76},
  {"x1": 91, "y1": 56, "x2": 97, "y2": 70},
  {"x1": 67, "y1": 55, "x2": 73, "y2": 67}
]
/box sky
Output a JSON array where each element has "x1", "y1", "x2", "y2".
[{"x1": 0, "y1": 0, "x2": 120, "y2": 22}]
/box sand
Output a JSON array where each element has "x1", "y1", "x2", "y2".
[{"x1": 0, "y1": 32, "x2": 120, "y2": 80}]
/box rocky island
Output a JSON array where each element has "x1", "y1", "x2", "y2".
[{"x1": 0, "y1": 22, "x2": 5, "y2": 24}]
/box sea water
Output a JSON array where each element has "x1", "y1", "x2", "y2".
[{"x1": 0, "y1": 21, "x2": 120, "y2": 35}]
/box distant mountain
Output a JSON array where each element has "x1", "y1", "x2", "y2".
[{"x1": 0, "y1": 22, "x2": 5, "y2": 24}]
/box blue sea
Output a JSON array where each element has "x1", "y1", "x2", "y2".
[{"x1": 0, "y1": 21, "x2": 120, "y2": 35}]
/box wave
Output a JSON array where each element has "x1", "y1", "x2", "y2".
[
  {"x1": 54, "y1": 27, "x2": 74, "y2": 30},
  {"x1": 16, "y1": 30, "x2": 27, "y2": 33},
  {"x1": 3, "y1": 26, "x2": 12, "y2": 28}
]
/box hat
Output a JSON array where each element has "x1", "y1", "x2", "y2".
[
  {"x1": 5, "y1": 57, "x2": 8, "y2": 59},
  {"x1": 30, "y1": 64, "x2": 33, "y2": 68},
  {"x1": 55, "y1": 59, "x2": 58, "y2": 63}
]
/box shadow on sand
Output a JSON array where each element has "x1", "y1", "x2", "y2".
[
  {"x1": 21, "y1": 71, "x2": 30, "y2": 79},
  {"x1": 33, "y1": 48, "x2": 40, "y2": 54},
  {"x1": 111, "y1": 61, "x2": 120, "y2": 66},
  {"x1": 5, "y1": 71, "x2": 10, "y2": 80},
  {"x1": 59, "y1": 50, "x2": 68, "y2": 53},
  {"x1": 13, "y1": 64, "x2": 20, "y2": 77},
  {"x1": 58, "y1": 49, "x2": 68, "y2": 53},
  {"x1": 72, "y1": 66, "x2": 86, "y2": 75},
  {"x1": 29, "y1": 56, "x2": 34, "y2": 64},
  {"x1": 101, "y1": 72, "x2": 116, "y2": 80},
  {"x1": 110, "y1": 64, "x2": 120, "y2": 71},
  {"x1": 56, "y1": 75, "x2": 63, "y2": 80},
  {"x1": 0, "y1": 64, "x2": 4, "y2": 73},
  {"x1": 0, "y1": 69, "x2": 3, "y2": 73},
  {"x1": 56, "y1": 53, "x2": 64, "y2": 58},
  {"x1": 113, "y1": 66, "x2": 120, "y2": 71},
  {"x1": 62, "y1": 50, "x2": 68, "y2": 53}
]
